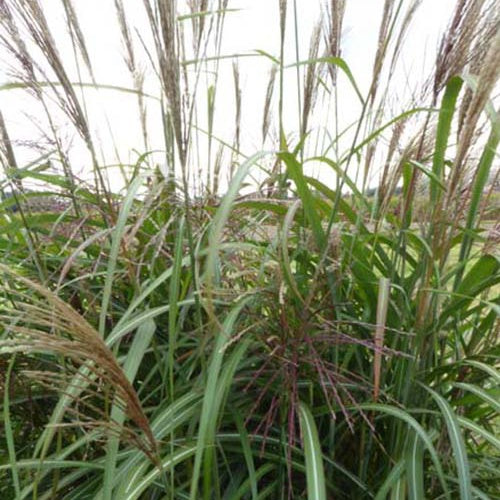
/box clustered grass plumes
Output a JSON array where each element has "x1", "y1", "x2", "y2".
[{"x1": 0, "y1": 0, "x2": 499, "y2": 499}]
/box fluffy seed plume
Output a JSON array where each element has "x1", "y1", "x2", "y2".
[{"x1": 0, "y1": 264, "x2": 158, "y2": 462}]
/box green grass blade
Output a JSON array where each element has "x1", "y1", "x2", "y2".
[
  {"x1": 455, "y1": 113, "x2": 500, "y2": 288},
  {"x1": 113, "y1": 255, "x2": 190, "y2": 334},
  {"x1": 0, "y1": 80, "x2": 161, "y2": 101},
  {"x1": 102, "y1": 319, "x2": 156, "y2": 500},
  {"x1": 374, "y1": 460, "x2": 405, "y2": 500},
  {"x1": 112, "y1": 394, "x2": 203, "y2": 499},
  {"x1": 430, "y1": 76, "x2": 463, "y2": 205},
  {"x1": 463, "y1": 360, "x2": 500, "y2": 384},
  {"x1": 360, "y1": 403, "x2": 450, "y2": 499},
  {"x1": 457, "y1": 417, "x2": 500, "y2": 450},
  {"x1": 189, "y1": 300, "x2": 250, "y2": 500},
  {"x1": 0, "y1": 459, "x2": 104, "y2": 473},
  {"x1": 106, "y1": 300, "x2": 194, "y2": 345},
  {"x1": 440, "y1": 255, "x2": 500, "y2": 327},
  {"x1": 374, "y1": 277, "x2": 390, "y2": 401},
  {"x1": 166, "y1": 216, "x2": 185, "y2": 495},
  {"x1": 3, "y1": 356, "x2": 21, "y2": 499},
  {"x1": 177, "y1": 8, "x2": 240, "y2": 21},
  {"x1": 99, "y1": 175, "x2": 143, "y2": 336},
  {"x1": 124, "y1": 445, "x2": 197, "y2": 500},
  {"x1": 169, "y1": 217, "x2": 185, "y2": 399},
  {"x1": 227, "y1": 464, "x2": 275, "y2": 500},
  {"x1": 205, "y1": 151, "x2": 269, "y2": 293},
  {"x1": 307, "y1": 156, "x2": 365, "y2": 204},
  {"x1": 233, "y1": 410, "x2": 259, "y2": 500},
  {"x1": 347, "y1": 108, "x2": 434, "y2": 161},
  {"x1": 279, "y1": 152, "x2": 326, "y2": 249},
  {"x1": 287, "y1": 56, "x2": 364, "y2": 104},
  {"x1": 454, "y1": 383, "x2": 500, "y2": 413},
  {"x1": 298, "y1": 402, "x2": 327, "y2": 500},
  {"x1": 423, "y1": 385, "x2": 472, "y2": 500},
  {"x1": 407, "y1": 160, "x2": 446, "y2": 191},
  {"x1": 405, "y1": 431, "x2": 424, "y2": 500}
]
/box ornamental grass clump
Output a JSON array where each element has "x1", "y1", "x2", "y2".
[{"x1": 0, "y1": 0, "x2": 499, "y2": 498}]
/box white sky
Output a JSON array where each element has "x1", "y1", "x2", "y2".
[{"x1": 0, "y1": 0, "x2": 458, "y2": 192}]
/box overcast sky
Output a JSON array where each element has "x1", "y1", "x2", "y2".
[{"x1": 0, "y1": 0, "x2": 458, "y2": 191}]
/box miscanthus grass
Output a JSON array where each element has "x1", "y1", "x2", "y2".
[{"x1": 0, "y1": 1, "x2": 499, "y2": 498}]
